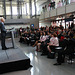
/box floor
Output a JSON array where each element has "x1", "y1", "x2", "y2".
[{"x1": 1, "y1": 38, "x2": 75, "y2": 75}]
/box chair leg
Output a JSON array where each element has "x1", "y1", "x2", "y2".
[{"x1": 68, "y1": 54, "x2": 73, "y2": 64}]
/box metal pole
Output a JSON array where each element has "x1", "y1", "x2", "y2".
[
  {"x1": 65, "y1": 4, "x2": 66, "y2": 32},
  {"x1": 10, "y1": 1, "x2": 13, "y2": 19},
  {"x1": 34, "y1": 0, "x2": 36, "y2": 18},
  {"x1": 20, "y1": 2, "x2": 22, "y2": 18},
  {"x1": 25, "y1": 3, "x2": 27, "y2": 16},
  {"x1": 29, "y1": 0, "x2": 32, "y2": 18},
  {"x1": 17, "y1": 0, "x2": 20, "y2": 19},
  {"x1": 3, "y1": 0, "x2": 6, "y2": 19}
]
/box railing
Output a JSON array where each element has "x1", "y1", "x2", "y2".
[
  {"x1": 40, "y1": 0, "x2": 75, "y2": 14},
  {"x1": 39, "y1": 2, "x2": 75, "y2": 20},
  {"x1": 0, "y1": 15, "x2": 30, "y2": 19}
]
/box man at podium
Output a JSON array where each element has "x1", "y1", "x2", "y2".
[{"x1": 0, "y1": 17, "x2": 8, "y2": 50}]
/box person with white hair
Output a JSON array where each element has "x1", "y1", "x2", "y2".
[{"x1": 0, "y1": 17, "x2": 8, "y2": 50}]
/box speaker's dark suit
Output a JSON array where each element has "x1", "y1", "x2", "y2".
[{"x1": 0, "y1": 22, "x2": 7, "y2": 49}]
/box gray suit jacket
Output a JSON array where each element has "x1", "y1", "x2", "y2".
[{"x1": 0, "y1": 22, "x2": 6, "y2": 33}]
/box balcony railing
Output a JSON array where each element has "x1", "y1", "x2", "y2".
[{"x1": 39, "y1": 2, "x2": 75, "y2": 20}]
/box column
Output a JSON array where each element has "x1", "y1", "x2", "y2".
[
  {"x1": 10, "y1": 1, "x2": 13, "y2": 19},
  {"x1": 34, "y1": 0, "x2": 37, "y2": 18},
  {"x1": 29, "y1": 0, "x2": 32, "y2": 18},
  {"x1": 25, "y1": 3, "x2": 27, "y2": 15},
  {"x1": 65, "y1": 4, "x2": 66, "y2": 32},
  {"x1": 3, "y1": 0, "x2": 6, "y2": 19},
  {"x1": 20, "y1": 2, "x2": 22, "y2": 18},
  {"x1": 17, "y1": 0, "x2": 20, "y2": 19}
]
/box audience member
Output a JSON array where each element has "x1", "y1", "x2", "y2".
[
  {"x1": 47, "y1": 33, "x2": 59, "y2": 53},
  {"x1": 19, "y1": 23, "x2": 75, "y2": 66}
]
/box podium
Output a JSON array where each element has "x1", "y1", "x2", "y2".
[
  {"x1": 11, "y1": 30, "x2": 16, "y2": 48},
  {"x1": 7, "y1": 29, "x2": 16, "y2": 49}
]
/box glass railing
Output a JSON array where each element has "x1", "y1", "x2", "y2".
[
  {"x1": 39, "y1": 1, "x2": 75, "y2": 20},
  {"x1": 40, "y1": 0, "x2": 75, "y2": 13}
]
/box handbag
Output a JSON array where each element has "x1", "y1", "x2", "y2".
[{"x1": 47, "y1": 52, "x2": 55, "y2": 59}]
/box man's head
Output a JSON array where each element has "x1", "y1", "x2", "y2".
[{"x1": 0, "y1": 17, "x2": 5, "y2": 23}]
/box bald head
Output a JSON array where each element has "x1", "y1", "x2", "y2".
[{"x1": 0, "y1": 17, "x2": 5, "y2": 23}]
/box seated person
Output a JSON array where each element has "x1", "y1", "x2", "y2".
[
  {"x1": 32, "y1": 32, "x2": 42, "y2": 47},
  {"x1": 29, "y1": 32, "x2": 36, "y2": 45},
  {"x1": 41, "y1": 32, "x2": 51, "y2": 55},
  {"x1": 54, "y1": 34, "x2": 75, "y2": 65},
  {"x1": 36, "y1": 32, "x2": 47, "y2": 51},
  {"x1": 19, "y1": 32, "x2": 26, "y2": 43},
  {"x1": 35, "y1": 30, "x2": 40, "y2": 41},
  {"x1": 47, "y1": 33, "x2": 59, "y2": 53},
  {"x1": 25, "y1": 32, "x2": 30, "y2": 45}
]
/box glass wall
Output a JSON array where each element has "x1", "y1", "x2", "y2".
[
  {"x1": 32, "y1": 2, "x2": 35, "y2": 15},
  {"x1": 26, "y1": 3, "x2": 30, "y2": 18},
  {"x1": 12, "y1": 2, "x2": 17, "y2": 15},
  {"x1": 22, "y1": 3, "x2": 26, "y2": 15},
  {"x1": 36, "y1": 2, "x2": 40, "y2": 15},
  {"x1": 6, "y1": 2, "x2": 11, "y2": 15},
  {"x1": 22, "y1": 2, "x2": 30, "y2": 19},
  {"x1": 0, "y1": 2, "x2": 4, "y2": 15},
  {"x1": 0, "y1": 1, "x2": 31, "y2": 19},
  {"x1": 6, "y1": 1, "x2": 18, "y2": 19},
  {"x1": 6, "y1": 2, "x2": 11, "y2": 19}
]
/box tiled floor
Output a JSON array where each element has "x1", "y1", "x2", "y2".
[{"x1": 1, "y1": 38, "x2": 75, "y2": 75}]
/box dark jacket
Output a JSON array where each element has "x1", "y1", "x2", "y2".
[
  {"x1": 0, "y1": 22, "x2": 6, "y2": 33},
  {"x1": 0, "y1": 22, "x2": 6, "y2": 37}
]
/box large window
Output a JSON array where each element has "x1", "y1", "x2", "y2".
[
  {"x1": 12, "y1": 2, "x2": 17, "y2": 15},
  {"x1": 22, "y1": 3, "x2": 26, "y2": 15},
  {"x1": 6, "y1": 2, "x2": 11, "y2": 15},
  {"x1": 12, "y1": 6, "x2": 17, "y2": 15},
  {"x1": 27, "y1": 3, "x2": 30, "y2": 15},
  {"x1": 32, "y1": 2, "x2": 35, "y2": 15},
  {"x1": 0, "y1": 2, "x2": 4, "y2": 15},
  {"x1": 6, "y1": 6, "x2": 11, "y2": 15}
]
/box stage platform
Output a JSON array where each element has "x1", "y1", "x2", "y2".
[{"x1": 0, "y1": 47, "x2": 31, "y2": 74}]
